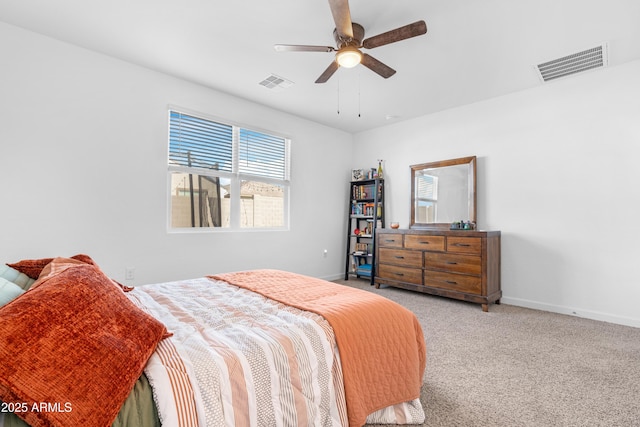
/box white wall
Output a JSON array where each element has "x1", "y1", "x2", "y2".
[
  {"x1": 354, "y1": 59, "x2": 640, "y2": 327},
  {"x1": 0, "y1": 22, "x2": 352, "y2": 284}
]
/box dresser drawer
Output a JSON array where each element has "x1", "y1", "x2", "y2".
[
  {"x1": 424, "y1": 271, "x2": 481, "y2": 294},
  {"x1": 405, "y1": 235, "x2": 445, "y2": 252},
  {"x1": 378, "y1": 234, "x2": 403, "y2": 248},
  {"x1": 379, "y1": 248, "x2": 422, "y2": 268},
  {"x1": 425, "y1": 252, "x2": 481, "y2": 276},
  {"x1": 378, "y1": 264, "x2": 422, "y2": 285},
  {"x1": 447, "y1": 236, "x2": 482, "y2": 255}
]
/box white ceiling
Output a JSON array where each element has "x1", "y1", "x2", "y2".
[{"x1": 1, "y1": 0, "x2": 639, "y2": 134}]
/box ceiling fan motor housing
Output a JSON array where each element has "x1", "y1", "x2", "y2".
[{"x1": 333, "y1": 22, "x2": 365, "y2": 48}]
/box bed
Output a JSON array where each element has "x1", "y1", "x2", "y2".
[{"x1": 0, "y1": 256, "x2": 426, "y2": 427}]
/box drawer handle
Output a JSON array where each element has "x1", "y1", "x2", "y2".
[
  {"x1": 394, "y1": 272, "x2": 405, "y2": 277},
  {"x1": 384, "y1": 239, "x2": 396, "y2": 243},
  {"x1": 446, "y1": 280, "x2": 458, "y2": 284},
  {"x1": 394, "y1": 256, "x2": 405, "y2": 259},
  {"x1": 453, "y1": 243, "x2": 471, "y2": 247},
  {"x1": 418, "y1": 241, "x2": 430, "y2": 244},
  {"x1": 446, "y1": 261, "x2": 458, "y2": 265}
]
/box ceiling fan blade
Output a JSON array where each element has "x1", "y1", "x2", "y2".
[
  {"x1": 328, "y1": 0, "x2": 353, "y2": 39},
  {"x1": 361, "y1": 54, "x2": 396, "y2": 79},
  {"x1": 362, "y1": 20, "x2": 427, "y2": 49},
  {"x1": 315, "y1": 61, "x2": 340, "y2": 83},
  {"x1": 274, "y1": 44, "x2": 335, "y2": 53}
]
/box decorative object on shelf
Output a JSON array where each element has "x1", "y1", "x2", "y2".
[
  {"x1": 390, "y1": 222, "x2": 400, "y2": 229},
  {"x1": 345, "y1": 178, "x2": 385, "y2": 285},
  {"x1": 355, "y1": 162, "x2": 385, "y2": 180},
  {"x1": 450, "y1": 221, "x2": 476, "y2": 230},
  {"x1": 352, "y1": 169, "x2": 364, "y2": 181}
]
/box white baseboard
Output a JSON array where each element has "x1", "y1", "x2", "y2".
[
  {"x1": 320, "y1": 273, "x2": 347, "y2": 282},
  {"x1": 501, "y1": 297, "x2": 640, "y2": 329},
  {"x1": 319, "y1": 276, "x2": 640, "y2": 329}
]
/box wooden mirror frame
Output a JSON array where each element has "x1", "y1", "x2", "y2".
[{"x1": 410, "y1": 156, "x2": 477, "y2": 229}]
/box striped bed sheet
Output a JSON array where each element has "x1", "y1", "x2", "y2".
[{"x1": 128, "y1": 276, "x2": 424, "y2": 427}]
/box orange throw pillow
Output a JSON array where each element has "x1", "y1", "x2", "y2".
[
  {"x1": 0, "y1": 263, "x2": 169, "y2": 427},
  {"x1": 7, "y1": 254, "x2": 96, "y2": 279}
]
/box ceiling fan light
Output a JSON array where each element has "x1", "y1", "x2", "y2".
[{"x1": 336, "y1": 47, "x2": 362, "y2": 68}]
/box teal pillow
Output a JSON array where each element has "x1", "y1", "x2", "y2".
[
  {"x1": 0, "y1": 264, "x2": 36, "y2": 290},
  {"x1": 0, "y1": 277, "x2": 25, "y2": 306}
]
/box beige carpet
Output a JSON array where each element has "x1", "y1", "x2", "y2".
[{"x1": 335, "y1": 278, "x2": 640, "y2": 427}]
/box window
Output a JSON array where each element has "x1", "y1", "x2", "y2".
[{"x1": 168, "y1": 109, "x2": 290, "y2": 230}]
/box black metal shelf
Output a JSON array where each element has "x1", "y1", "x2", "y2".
[{"x1": 344, "y1": 178, "x2": 385, "y2": 284}]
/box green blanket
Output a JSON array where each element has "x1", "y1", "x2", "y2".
[{"x1": 2, "y1": 374, "x2": 160, "y2": 427}]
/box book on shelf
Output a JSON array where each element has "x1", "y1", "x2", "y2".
[
  {"x1": 355, "y1": 243, "x2": 368, "y2": 253},
  {"x1": 350, "y1": 202, "x2": 383, "y2": 217},
  {"x1": 351, "y1": 254, "x2": 373, "y2": 274},
  {"x1": 351, "y1": 182, "x2": 383, "y2": 200},
  {"x1": 356, "y1": 263, "x2": 372, "y2": 277}
]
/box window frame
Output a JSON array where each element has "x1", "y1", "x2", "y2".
[{"x1": 167, "y1": 107, "x2": 291, "y2": 233}]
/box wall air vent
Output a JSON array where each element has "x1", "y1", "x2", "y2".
[
  {"x1": 258, "y1": 74, "x2": 294, "y2": 91},
  {"x1": 536, "y1": 43, "x2": 608, "y2": 83}
]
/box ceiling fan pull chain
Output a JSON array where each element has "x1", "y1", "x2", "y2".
[
  {"x1": 358, "y1": 70, "x2": 361, "y2": 118},
  {"x1": 337, "y1": 73, "x2": 340, "y2": 115}
]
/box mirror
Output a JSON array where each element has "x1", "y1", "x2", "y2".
[{"x1": 410, "y1": 156, "x2": 476, "y2": 229}]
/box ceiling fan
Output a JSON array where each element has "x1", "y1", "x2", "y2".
[{"x1": 273, "y1": 0, "x2": 427, "y2": 83}]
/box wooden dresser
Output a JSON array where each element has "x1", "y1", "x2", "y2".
[{"x1": 374, "y1": 229, "x2": 501, "y2": 311}]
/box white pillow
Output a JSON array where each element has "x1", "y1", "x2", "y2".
[
  {"x1": 0, "y1": 277, "x2": 25, "y2": 306},
  {"x1": 0, "y1": 264, "x2": 36, "y2": 290}
]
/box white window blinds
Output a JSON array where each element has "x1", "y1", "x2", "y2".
[
  {"x1": 417, "y1": 174, "x2": 438, "y2": 200},
  {"x1": 169, "y1": 111, "x2": 289, "y2": 180},
  {"x1": 169, "y1": 111, "x2": 233, "y2": 172},
  {"x1": 239, "y1": 129, "x2": 287, "y2": 180}
]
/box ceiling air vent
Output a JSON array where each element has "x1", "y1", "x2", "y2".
[
  {"x1": 536, "y1": 43, "x2": 608, "y2": 82},
  {"x1": 258, "y1": 74, "x2": 294, "y2": 91}
]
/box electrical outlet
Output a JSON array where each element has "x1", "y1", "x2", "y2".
[{"x1": 125, "y1": 267, "x2": 135, "y2": 280}]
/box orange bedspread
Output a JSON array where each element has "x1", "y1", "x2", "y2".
[{"x1": 211, "y1": 269, "x2": 426, "y2": 427}]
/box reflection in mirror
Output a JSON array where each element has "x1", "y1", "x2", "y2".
[{"x1": 410, "y1": 156, "x2": 476, "y2": 229}]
